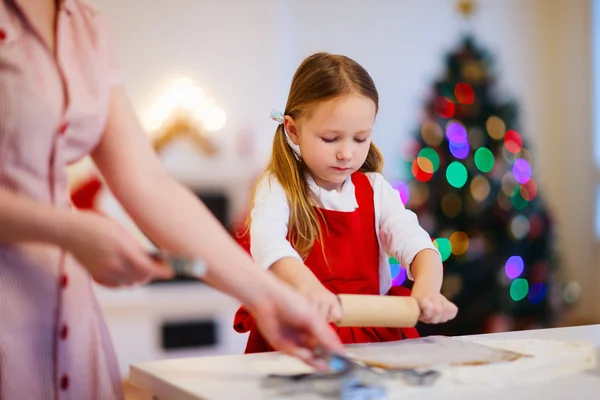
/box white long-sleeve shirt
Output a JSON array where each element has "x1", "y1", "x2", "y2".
[{"x1": 249, "y1": 172, "x2": 439, "y2": 294}]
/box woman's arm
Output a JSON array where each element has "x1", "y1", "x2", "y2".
[
  {"x1": 0, "y1": 185, "x2": 173, "y2": 286},
  {"x1": 91, "y1": 86, "x2": 277, "y2": 308},
  {"x1": 0, "y1": 187, "x2": 73, "y2": 246},
  {"x1": 91, "y1": 86, "x2": 343, "y2": 365}
]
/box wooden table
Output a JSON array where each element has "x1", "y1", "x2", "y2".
[{"x1": 129, "y1": 324, "x2": 600, "y2": 399}]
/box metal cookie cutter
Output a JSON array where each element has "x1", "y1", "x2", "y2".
[{"x1": 262, "y1": 348, "x2": 440, "y2": 399}]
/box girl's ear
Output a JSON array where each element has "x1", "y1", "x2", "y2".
[{"x1": 283, "y1": 116, "x2": 301, "y2": 145}]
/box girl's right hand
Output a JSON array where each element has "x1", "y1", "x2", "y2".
[
  {"x1": 297, "y1": 281, "x2": 343, "y2": 323},
  {"x1": 60, "y1": 211, "x2": 174, "y2": 287}
]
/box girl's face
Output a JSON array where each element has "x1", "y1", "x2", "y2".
[{"x1": 284, "y1": 94, "x2": 376, "y2": 192}]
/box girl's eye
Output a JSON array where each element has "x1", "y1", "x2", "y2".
[
  {"x1": 321, "y1": 137, "x2": 337, "y2": 143},
  {"x1": 354, "y1": 138, "x2": 367, "y2": 143}
]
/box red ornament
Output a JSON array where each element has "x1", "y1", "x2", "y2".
[
  {"x1": 504, "y1": 130, "x2": 523, "y2": 153},
  {"x1": 454, "y1": 83, "x2": 475, "y2": 104},
  {"x1": 411, "y1": 159, "x2": 433, "y2": 182},
  {"x1": 520, "y1": 179, "x2": 538, "y2": 201},
  {"x1": 433, "y1": 96, "x2": 455, "y2": 119}
]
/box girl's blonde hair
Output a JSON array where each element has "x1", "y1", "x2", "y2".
[{"x1": 247, "y1": 52, "x2": 384, "y2": 258}]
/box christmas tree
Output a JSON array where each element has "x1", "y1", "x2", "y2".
[{"x1": 392, "y1": 35, "x2": 566, "y2": 336}]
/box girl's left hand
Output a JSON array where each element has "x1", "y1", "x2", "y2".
[{"x1": 411, "y1": 291, "x2": 458, "y2": 324}]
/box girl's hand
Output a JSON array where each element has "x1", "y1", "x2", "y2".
[
  {"x1": 60, "y1": 211, "x2": 174, "y2": 287},
  {"x1": 411, "y1": 290, "x2": 458, "y2": 324},
  {"x1": 297, "y1": 281, "x2": 343, "y2": 323}
]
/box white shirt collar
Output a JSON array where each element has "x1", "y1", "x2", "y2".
[{"x1": 305, "y1": 173, "x2": 358, "y2": 211}]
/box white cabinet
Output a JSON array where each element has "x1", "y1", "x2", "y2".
[{"x1": 94, "y1": 282, "x2": 249, "y2": 377}]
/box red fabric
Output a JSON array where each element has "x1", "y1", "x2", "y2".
[
  {"x1": 70, "y1": 176, "x2": 103, "y2": 210},
  {"x1": 233, "y1": 173, "x2": 419, "y2": 353}
]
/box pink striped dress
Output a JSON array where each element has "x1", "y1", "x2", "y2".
[{"x1": 0, "y1": 0, "x2": 124, "y2": 398}]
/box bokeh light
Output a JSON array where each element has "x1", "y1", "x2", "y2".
[
  {"x1": 509, "y1": 215, "x2": 530, "y2": 240},
  {"x1": 486, "y1": 116, "x2": 506, "y2": 140},
  {"x1": 505, "y1": 255, "x2": 524, "y2": 279},
  {"x1": 514, "y1": 148, "x2": 533, "y2": 164},
  {"x1": 512, "y1": 159, "x2": 532, "y2": 184},
  {"x1": 389, "y1": 257, "x2": 407, "y2": 286},
  {"x1": 528, "y1": 214, "x2": 544, "y2": 239},
  {"x1": 392, "y1": 268, "x2": 407, "y2": 286},
  {"x1": 434, "y1": 96, "x2": 455, "y2": 119},
  {"x1": 389, "y1": 257, "x2": 400, "y2": 277},
  {"x1": 504, "y1": 130, "x2": 523, "y2": 153},
  {"x1": 449, "y1": 141, "x2": 470, "y2": 159},
  {"x1": 143, "y1": 77, "x2": 227, "y2": 132},
  {"x1": 510, "y1": 278, "x2": 529, "y2": 301},
  {"x1": 441, "y1": 192, "x2": 462, "y2": 218},
  {"x1": 412, "y1": 158, "x2": 434, "y2": 182},
  {"x1": 446, "y1": 161, "x2": 468, "y2": 188},
  {"x1": 470, "y1": 175, "x2": 491, "y2": 202},
  {"x1": 433, "y1": 238, "x2": 452, "y2": 262},
  {"x1": 511, "y1": 186, "x2": 529, "y2": 210},
  {"x1": 520, "y1": 179, "x2": 538, "y2": 201},
  {"x1": 469, "y1": 127, "x2": 485, "y2": 149},
  {"x1": 501, "y1": 146, "x2": 515, "y2": 163},
  {"x1": 408, "y1": 181, "x2": 429, "y2": 207},
  {"x1": 497, "y1": 192, "x2": 512, "y2": 211},
  {"x1": 563, "y1": 281, "x2": 581, "y2": 304},
  {"x1": 421, "y1": 121, "x2": 444, "y2": 147},
  {"x1": 454, "y1": 82, "x2": 475, "y2": 104},
  {"x1": 418, "y1": 148, "x2": 440, "y2": 172},
  {"x1": 530, "y1": 262, "x2": 549, "y2": 283},
  {"x1": 449, "y1": 232, "x2": 469, "y2": 255},
  {"x1": 392, "y1": 181, "x2": 410, "y2": 205},
  {"x1": 400, "y1": 139, "x2": 421, "y2": 162},
  {"x1": 474, "y1": 147, "x2": 495, "y2": 172},
  {"x1": 501, "y1": 172, "x2": 518, "y2": 197},
  {"x1": 528, "y1": 282, "x2": 546, "y2": 304},
  {"x1": 417, "y1": 157, "x2": 435, "y2": 174},
  {"x1": 446, "y1": 121, "x2": 468, "y2": 144},
  {"x1": 441, "y1": 274, "x2": 463, "y2": 300}
]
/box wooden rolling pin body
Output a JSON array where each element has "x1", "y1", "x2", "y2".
[{"x1": 335, "y1": 294, "x2": 420, "y2": 328}]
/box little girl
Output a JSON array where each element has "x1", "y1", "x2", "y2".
[{"x1": 234, "y1": 52, "x2": 457, "y2": 353}]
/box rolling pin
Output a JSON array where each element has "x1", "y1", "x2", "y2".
[{"x1": 335, "y1": 294, "x2": 420, "y2": 328}]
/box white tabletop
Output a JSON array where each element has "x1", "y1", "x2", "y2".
[{"x1": 129, "y1": 324, "x2": 600, "y2": 399}]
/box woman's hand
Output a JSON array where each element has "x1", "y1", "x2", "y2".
[
  {"x1": 60, "y1": 211, "x2": 174, "y2": 287},
  {"x1": 247, "y1": 276, "x2": 343, "y2": 370}
]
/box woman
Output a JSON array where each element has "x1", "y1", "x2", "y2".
[{"x1": 0, "y1": 1, "x2": 341, "y2": 399}]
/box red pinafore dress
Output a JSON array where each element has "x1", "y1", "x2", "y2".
[{"x1": 233, "y1": 172, "x2": 419, "y2": 352}]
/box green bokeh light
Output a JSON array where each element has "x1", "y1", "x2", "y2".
[
  {"x1": 511, "y1": 186, "x2": 529, "y2": 210},
  {"x1": 446, "y1": 161, "x2": 468, "y2": 188},
  {"x1": 474, "y1": 147, "x2": 495, "y2": 173},
  {"x1": 434, "y1": 238, "x2": 452, "y2": 262},
  {"x1": 510, "y1": 278, "x2": 529, "y2": 301},
  {"x1": 418, "y1": 148, "x2": 440, "y2": 172}
]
